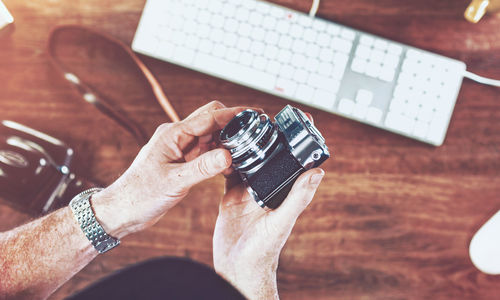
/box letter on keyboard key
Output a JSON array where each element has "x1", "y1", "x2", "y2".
[
  {"x1": 275, "y1": 78, "x2": 297, "y2": 97},
  {"x1": 313, "y1": 89, "x2": 336, "y2": 110}
]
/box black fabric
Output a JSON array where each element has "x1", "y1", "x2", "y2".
[{"x1": 66, "y1": 257, "x2": 246, "y2": 300}]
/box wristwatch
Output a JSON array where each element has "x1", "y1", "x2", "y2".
[{"x1": 69, "y1": 188, "x2": 120, "y2": 253}]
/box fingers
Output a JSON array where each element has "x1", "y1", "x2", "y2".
[
  {"x1": 185, "y1": 100, "x2": 225, "y2": 119},
  {"x1": 270, "y1": 168, "x2": 324, "y2": 224},
  {"x1": 179, "y1": 106, "x2": 257, "y2": 137},
  {"x1": 172, "y1": 148, "x2": 232, "y2": 192},
  {"x1": 305, "y1": 112, "x2": 314, "y2": 124}
]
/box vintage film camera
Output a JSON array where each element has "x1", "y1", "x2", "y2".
[{"x1": 220, "y1": 105, "x2": 330, "y2": 209}]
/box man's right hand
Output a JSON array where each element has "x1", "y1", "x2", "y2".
[{"x1": 213, "y1": 167, "x2": 325, "y2": 299}]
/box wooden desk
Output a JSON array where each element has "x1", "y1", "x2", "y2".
[{"x1": 1, "y1": 0, "x2": 499, "y2": 298}]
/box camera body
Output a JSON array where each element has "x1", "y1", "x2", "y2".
[{"x1": 220, "y1": 105, "x2": 330, "y2": 209}]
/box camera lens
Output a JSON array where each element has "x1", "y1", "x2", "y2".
[{"x1": 220, "y1": 109, "x2": 281, "y2": 174}]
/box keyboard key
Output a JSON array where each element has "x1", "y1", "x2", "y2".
[
  {"x1": 292, "y1": 39, "x2": 307, "y2": 54},
  {"x1": 388, "y1": 43, "x2": 403, "y2": 55},
  {"x1": 353, "y1": 103, "x2": 368, "y2": 119},
  {"x1": 226, "y1": 48, "x2": 240, "y2": 62},
  {"x1": 279, "y1": 65, "x2": 295, "y2": 79},
  {"x1": 359, "y1": 35, "x2": 374, "y2": 46},
  {"x1": 305, "y1": 44, "x2": 321, "y2": 57},
  {"x1": 316, "y1": 33, "x2": 331, "y2": 47},
  {"x1": 318, "y1": 64, "x2": 333, "y2": 76},
  {"x1": 264, "y1": 45, "x2": 279, "y2": 59},
  {"x1": 365, "y1": 107, "x2": 383, "y2": 123},
  {"x1": 212, "y1": 44, "x2": 227, "y2": 58},
  {"x1": 373, "y1": 39, "x2": 388, "y2": 50},
  {"x1": 251, "y1": 41, "x2": 266, "y2": 55},
  {"x1": 312, "y1": 19, "x2": 327, "y2": 31},
  {"x1": 194, "y1": 52, "x2": 276, "y2": 91},
  {"x1": 379, "y1": 68, "x2": 395, "y2": 82},
  {"x1": 413, "y1": 120, "x2": 429, "y2": 138},
  {"x1": 239, "y1": 52, "x2": 254, "y2": 66},
  {"x1": 338, "y1": 98, "x2": 355, "y2": 114},
  {"x1": 277, "y1": 49, "x2": 292, "y2": 63},
  {"x1": 223, "y1": 32, "x2": 238, "y2": 47},
  {"x1": 303, "y1": 28, "x2": 317, "y2": 42},
  {"x1": 385, "y1": 112, "x2": 414, "y2": 134},
  {"x1": 355, "y1": 44, "x2": 371, "y2": 59},
  {"x1": 224, "y1": 18, "x2": 239, "y2": 33},
  {"x1": 276, "y1": 20, "x2": 290, "y2": 34},
  {"x1": 265, "y1": 31, "x2": 280, "y2": 45},
  {"x1": 341, "y1": 28, "x2": 356, "y2": 41},
  {"x1": 351, "y1": 58, "x2": 367, "y2": 73},
  {"x1": 293, "y1": 69, "x2": 309, "y2": 82},
  {"x1": 238, "y1": 23, "x2": 253, "y2": 37},
  {"x1": 295, "y1": 84, "x2": 315, "y2": 102},
  {"x1": 290, "y1": 24, "x2": 304, "y2": 37},
  {"x1": 331, "y1": 37, "x2": 352, "y2": 53},
  {"x1": 366, "y1": 63, "x2": 381, "y2": 78},
  {"x1": 249, "y1": 11, "x2": 263, "y2": 25},
  {"x1": 237, "y1": 37, "x2": 252, "y2": 51},
  {"x1": 252, "y1": 27, "x2": 267, "y2": 42},
  {"x1": 275, "y1": 77, "x2": 297, "y2": 96},
  {"x1": 266, "y1": 60, "x2": 281, "y2": 74},
  {"x1": 319, "y1": 48, "x2": 334, "y2": 62},
  {"x1": 427, "y1": 116, "x2": 448, "y2": 144},
  {"x1": 356, "y1": 89, "x2": 373, "y2": 106},
  {"x1": 279, "y1": 35, "x2": 294, "y2": 49},
  {"x1": 304, "y1": 57, "x2": 320, "y2": 72},
  {"x1": 370, "y1": 49, "x2": 385, "y2": 63},
  {"x1": 308, "y1": 74, "x2": 340, "y2": 93},
  {"x1": 291, "y1": 53, "x2": 307, "y2": 69},
  {"x1": 313, "y1": 89, "x2": 336, "y2": 110},
  {"x1": 253, "y1": 56, "x2": 268, "y2": 71}
]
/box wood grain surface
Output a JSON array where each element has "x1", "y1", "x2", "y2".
[{"x1": 1, "y1": 0, "x2": 499, "y2": 299}]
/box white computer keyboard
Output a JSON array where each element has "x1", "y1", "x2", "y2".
[{"x1": 132, "y1": 0, "x2": 466, "y2": 146}]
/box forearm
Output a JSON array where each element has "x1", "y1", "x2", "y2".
[
  {"x1": 0, "y1": 191, "x2": 125, "y2": 300},
  {"x1": 0, "y1": 207, "x2": 96, "y2": 299}
]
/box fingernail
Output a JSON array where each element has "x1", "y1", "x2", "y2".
[
  {"x1": 309, "y1": 169, "x2": 325, "y2": 185},
  {"x1": 216, "y1": 151, "x2": 228, "y2": 168}
]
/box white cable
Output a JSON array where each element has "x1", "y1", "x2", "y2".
[
  {"x1": 309, "y1": 0, "x2": 320, "y2": 17},
  {"x1": 464, "y1": 70, "x2": 500, "y2": 88}
]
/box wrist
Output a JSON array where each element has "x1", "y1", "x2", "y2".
[
  {"x1": 215, "y1": 262, "x2": 279, "y2": 300},
  {"x1": 90, "y1": 188, "x2": 137, "y2": 239}
]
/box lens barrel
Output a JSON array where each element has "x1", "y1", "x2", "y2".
[{"x1": 220, "y1": 110, "x2": 281, "y2": 175}]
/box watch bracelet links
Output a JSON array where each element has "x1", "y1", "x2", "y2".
[{"x1": 69, "y1": 187, "x2": 120, "y2": 253}]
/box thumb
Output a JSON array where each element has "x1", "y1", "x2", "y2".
[
  {"x1": 270, "y1": 168, "x2": 325, "y2": 226},
  {"x1": 174, "y1": 148, "x2": 232, "y2": 192}
]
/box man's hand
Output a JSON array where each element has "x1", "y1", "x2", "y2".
[
  {"x1": 92, "y1": 101, "x2": 248, "y2": 238},
  {"x1": 213, "y1": 166, "x2": 325, "y2": 299}
]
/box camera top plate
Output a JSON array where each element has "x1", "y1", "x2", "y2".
[{"x1": 275, "y1": 105, "x2": 330, "y2": 169}]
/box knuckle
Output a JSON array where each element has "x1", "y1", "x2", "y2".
[
  {"x1": 208, "y1": 100, "x2": 225, "y2": 109},
  {"x1": 196, "y1": 157, "x2": 212, "y2": 177},
  {"x1": 154, "y1": 123, "x2": 172, "y2": 136}
]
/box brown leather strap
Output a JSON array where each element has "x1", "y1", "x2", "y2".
[{"x1": 47, "y1": 25, "x2": 181, "y2": 145}]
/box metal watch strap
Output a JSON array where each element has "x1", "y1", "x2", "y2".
[{"x1": 69, "y1": 187, "x2": 120, "y2": 253}]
